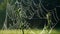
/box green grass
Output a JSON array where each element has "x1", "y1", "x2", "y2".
[{"x1": 0, "y1": 29, "x2": 60, "y2": 34}]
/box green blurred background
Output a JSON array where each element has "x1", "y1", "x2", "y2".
[{"x1": 0, "y1": 0, "x2": 60, "y2": 29}]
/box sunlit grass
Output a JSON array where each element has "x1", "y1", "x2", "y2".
[{"x1": 0, "y1": 29, "x2": 60, "y2": 34}]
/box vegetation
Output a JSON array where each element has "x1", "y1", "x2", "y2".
[{"x1": 0, "y1": 29, "x2": 60, "y2": 34}]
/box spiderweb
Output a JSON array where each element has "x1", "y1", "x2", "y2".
[{"x1": 2, "y1": 0, "x2": 60, "y2": 34}]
